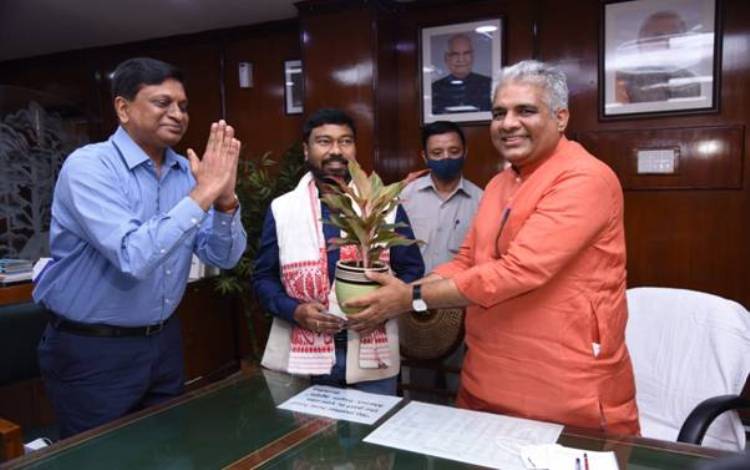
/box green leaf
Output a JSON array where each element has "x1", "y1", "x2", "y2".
[
  {"x1": 382, "y1": 237, "x2": 422, "y2": 248},
  {"x1": 348, "y1": 159, "x2": 371, "y2": 201},
  {"x1": 320, "y1": 193, "x2": 358, "y2": 219},
  {"x1": 380, "y1": 222, "x2": 409, "y2": 231}
]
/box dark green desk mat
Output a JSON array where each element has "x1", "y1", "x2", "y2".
[
  {"x1": 6, "y1": 369, "x2": 731, "y2": 469},
  {"x1": 11, "y1": 371, "x2": 312, "y2": 469},
  {"x1": 258, "y1": 413, "x2": 716, "y2": 470}
]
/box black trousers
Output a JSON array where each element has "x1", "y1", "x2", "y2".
[{"x1": 37, "y1": 317, "x2": 184, "y2": 438}]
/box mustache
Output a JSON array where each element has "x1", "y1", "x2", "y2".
[
  {"x1": 306, "y1": 155, "x2": 352, "y2": 184},
  {"x1": 322, "y1": 154, "x2": 348, "y2": 166}
]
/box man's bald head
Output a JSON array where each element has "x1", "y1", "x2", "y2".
[{"x1": 444, "y1": 34, "x2": 475, "y2": 79}]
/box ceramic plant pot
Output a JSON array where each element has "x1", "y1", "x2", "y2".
[{"x1": 334, "y1": 260, "x2": 389, "y2": 315}]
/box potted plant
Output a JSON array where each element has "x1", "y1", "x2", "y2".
[{"x1": 320, "y1": 159, "x2": 425, "y2": 314}]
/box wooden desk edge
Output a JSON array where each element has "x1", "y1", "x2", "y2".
[
  {"x1": 0, "y1": 284, "x2": 33, "y2": 307},
  {"x1": 1, "y1": 367, "x2": 737, "y2": 468},
  {"x1": 0, "y1": 364, "x2": 261, "y2": 469},
  {"x1": 563, "y1": 426, "x2": 734, "y2": 459}
]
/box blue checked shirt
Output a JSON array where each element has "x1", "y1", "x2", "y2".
[{"x1": 33, "y1": 127, "x2": 246, "y2": 326}]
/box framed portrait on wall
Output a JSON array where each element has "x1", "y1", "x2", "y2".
[
  {"x1": 284, "y1": 59, "x2": 303, "y2": 115},
  {"x1": 420, "y1": 18, "x2": 503, "y2": 124},
  {"x1": 601, "y1": 0, "x2": 720, "y2": 118}
]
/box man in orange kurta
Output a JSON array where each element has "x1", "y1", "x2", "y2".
[{"x1": 347, "y1": 60, "x2": 640, "y2": 435}]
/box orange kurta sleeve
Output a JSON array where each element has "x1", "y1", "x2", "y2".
[{"x1": 452, "y1": 169, "x2": 620, "y2": 309}]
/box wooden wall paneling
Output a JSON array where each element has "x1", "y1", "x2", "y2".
[
  {"x1": 372, "y1": 5, "x2": 400, "y2": 180},
  {"x1": 578, "y1": 125, "x2": 744, "y2": 190},
  {"x1": 539, "y1": 0, "x2": 750, "y2": 308},
  {"x1": 391, "y1": 0, "x2": 536, "y2": 187},
  {"x1": 178, "y1": 279, "x2": 240, "y2": 386},
  {"x1": 297, "y1": 1, "x2": 378, "y2": 172},
  {"x1": 222, "y1": 21, "x2": 304, "y2": 161},
  {"x1": 0, "y1": 52, "x2": 105, "y2": 139}
]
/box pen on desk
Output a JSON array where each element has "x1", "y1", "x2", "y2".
[
  {"x1": 575, "y1": 457, "x2": 581, "y2": 470},
  {"x1": 584, "y1": 452, "x2": 590, "y2": 470}
]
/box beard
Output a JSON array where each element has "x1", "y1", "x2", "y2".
[{"x1": 307, "y1": 154, "x2": 351, "y2": 185}]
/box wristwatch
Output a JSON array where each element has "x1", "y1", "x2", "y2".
[
  {"x1": 215, "y1": 193, "x2": 239, "y2": 213},
  {"x1": 412, "y1": 284, "x2": 428, "y2": 313}
]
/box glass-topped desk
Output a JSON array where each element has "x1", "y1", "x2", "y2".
[{"x1": 1, "y1": 367, "x2": 733, "y2": 469}]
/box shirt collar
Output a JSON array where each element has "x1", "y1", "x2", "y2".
[
  {"x1": 512, "y1": 135, "x2": 568, "y2": 180},
  {"x1": 164, "y1": 147, "x2": 187, "y2": 172},
  {"x1": 111, "y1": 126, "x2": 186, "y2": 172},
  {"x1": 416, "y1": 173, "x2": 470, "y2": 197}
]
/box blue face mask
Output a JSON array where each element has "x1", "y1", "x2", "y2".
[{"x1": 427, "y1": 156, "x2": 465, "y2": 182}]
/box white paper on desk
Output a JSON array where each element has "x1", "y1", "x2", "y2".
[
  {"x1": 364, "y1": 401, "x2": 563, "y2": 469},
  {"x1": 277, "y1": 385, "x2": 402, "y2": 425},
  {"x1": 520, "y1": 444, "x2": 619, "y2": 470}
]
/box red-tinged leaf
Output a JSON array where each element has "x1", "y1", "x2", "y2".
[{"x1": 402, "y1": 168, "x2": 429, "y2": 186}]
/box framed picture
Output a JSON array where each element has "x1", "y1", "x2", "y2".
[
  {"x1": 601, "y1": 0, "x2": 720, "y2": 118},
  {"x1": 420, "y1": 18, "x2": 503, "y2": 124},
  {"x1": 284, "y1": 59, "x2": 303, "y2": 115}
]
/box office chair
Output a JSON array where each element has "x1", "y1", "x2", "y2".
[
  {"x1": 0, "y1": 301, "x2": 50, "y2": 461},
  {"x1": 625, "y1": 287, "x2": 750, "y2": 451}
]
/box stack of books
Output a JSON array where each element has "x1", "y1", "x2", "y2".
[{"x1": 0, "y1": 258, "x2": 33, "y2": 284}]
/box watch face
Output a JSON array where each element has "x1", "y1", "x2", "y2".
[{"x1": 412, "y1": 298, "x2": 428, "y2": 312}]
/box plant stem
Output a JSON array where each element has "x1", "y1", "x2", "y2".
[{"x1": 361, "y1": 243, "x2": 370, "y2": 269}]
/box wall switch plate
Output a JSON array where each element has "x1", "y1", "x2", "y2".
[
  {"x1": 636, "y1": 148, "x2": 679, "y2": 174},
  {"x1": 238, "y1": 62, "x2": 253, "y2": 88}
]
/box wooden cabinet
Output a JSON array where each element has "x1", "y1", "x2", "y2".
[{"x1": 178, "y1": 279, "x2": 245, "y2": 387}]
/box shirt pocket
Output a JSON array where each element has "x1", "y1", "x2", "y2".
[
  {"x1": 448, "y1": 218, "x2": 470, "y2": 253},
  {"x1": 407, "y1": 215, "x2": 433, "y2": 247}
]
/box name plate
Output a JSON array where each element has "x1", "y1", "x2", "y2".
[{"x1": 278, "y1": 385, "x2": 402, "y2": 425}]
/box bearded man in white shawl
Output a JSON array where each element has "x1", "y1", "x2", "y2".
[{"x1": 253, "y1": 108, "x2": 424, "y2": 394}]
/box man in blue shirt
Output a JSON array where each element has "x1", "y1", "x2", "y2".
[
  {"x1": 253, "y1": 108, "x2": 423, "y2": 395},
  {"x1": 34, "y1": 57, "x2": 247, "y2": 437}
]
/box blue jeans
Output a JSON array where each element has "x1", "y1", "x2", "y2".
[
  {"x1": 310, "y1": 343, "x2": 398, "y2": 395},
  {"x1": 37, "y1": 318, "x2": 184, "y2": 438}
]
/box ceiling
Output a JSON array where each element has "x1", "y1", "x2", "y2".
[{"x1": 0, "y1": 0, "x2": 300, "y2": 62}]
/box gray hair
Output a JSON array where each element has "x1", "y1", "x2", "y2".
[{"x1": 494, "y1": 60, "x2": 569, "y2": 112}]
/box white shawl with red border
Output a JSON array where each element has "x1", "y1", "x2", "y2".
[{"x1": 260, "y1": 172, "x2": 400, "y2": 383}]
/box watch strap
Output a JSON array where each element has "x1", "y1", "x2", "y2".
[{"x1": 412, "y1": 284, "x2": 422, "y2": 301}]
